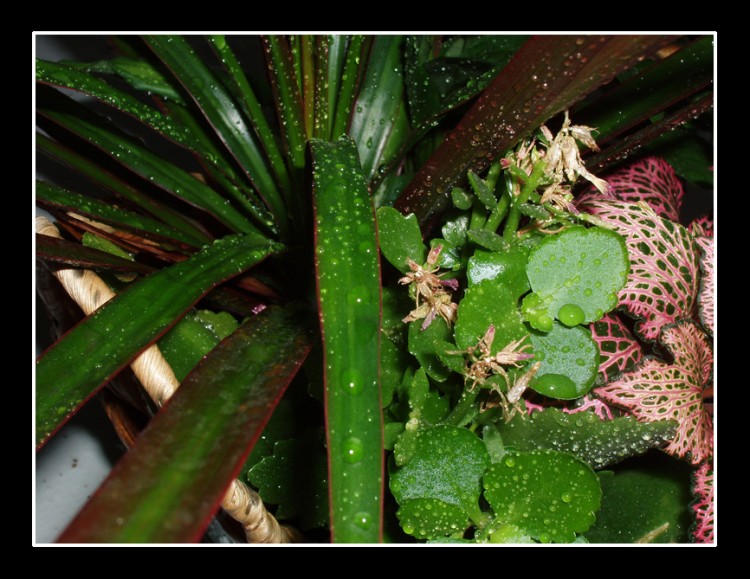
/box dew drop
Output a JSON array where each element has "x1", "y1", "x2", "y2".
[{"x1": 342, "y1": 437, "x2": 364, "y2": 464}]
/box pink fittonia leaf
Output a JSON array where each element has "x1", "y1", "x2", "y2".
[
  {"x1": 576, "y1": 157, "x2": 684, "y2": 221},
  {"x1": 580, "y1": 200, "x2": 700, "y2": 341},
  {"x1": 595, "y1": 319, "x2": 713, "y2": 464},
  {"x1": 689, "y1": 215, "x2": 713, "y2": 238},
  {"x1": 590, "y1": 313, "x2": 643, "y2": 382},
  {"x1": 562, "y1": 394, "x2": 614, "y2": 420},
  {"x1": 690, "y1": 461, "x2": 714, "y2": 543},
  {"x1": 694, "y1": 235, "x2": 714, "y2": 335}
]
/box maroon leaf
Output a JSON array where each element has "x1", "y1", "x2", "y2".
[
  {"x1": 595, "y1": 319, "x2": 713, "y2": 464},
  {"x1": 580, "y1": 200, "x2": 700, "y2": 341},
  {"x1": 395, "y1": 35, "x2": 672, "y2": 232},
  {"x1": 590, "y1": 313, "x2": 643, "y2": 382},
  {"x1": 690, "y1": 461, "x2": 714, "y2": 543},
  {"x1": 577, "y1": 157, "x2": 684, "y2": 221},
  {"x1": 562, "y1": 395, "x2": 614, "y2": 420},
  {"x1": 694, "y1": 235, "x2": 714, "y2": 335}
]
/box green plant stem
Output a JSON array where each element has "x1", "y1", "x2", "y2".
[
  {"x1": 484, "y1": 192, "x2": 511, "y2": 233},
  {"x1": 503, "y1": 161, "x2": 547, "y2": 241}
]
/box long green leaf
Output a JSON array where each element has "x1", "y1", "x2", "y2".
[
  {"x1": 37, "y1": 180, "x2": 198, "y2": 248},
  {"x1": 35, "y1": 235, "x2": 281, "y2": 447},
  {"x1": 395, "y1": 35, "x2": 672, "y2": 231},
  {"x1": 36, "y1": 234, "x2": 153, "y2": 275},
  {"x1": 36, "y1": 132, "x2": 210, "y2": 245},
  {"x1": 311, "y1": 137, "x2": 383, "y2": 543},
  {"x1": 332, "y1": 36, "x2": 364, "y2": 139},
  {"x1": 143, "y1": 35, "x2": 286, "y2": 233},
  {"x1": 38, "y1": 98, "x2": 264, "y2": 237},
  {"x1": 348, "y1": 36, "x2": 410, "y2": 182},
  {"x1": 576, "y1": 36, "x2": 713, "y2": 143},
  {"x1": 207, "y1": 35, "x2": 292, "y2": 196},
  {"x1": 58, "y1": 306, "x2": 312, "y2": 543}
]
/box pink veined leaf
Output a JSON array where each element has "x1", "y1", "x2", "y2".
[
  {"x1": 580, "y1": 200, "x2": 700, "y2": 341},
  {"x1": 689, "y1": 215, "x2": 713, "y2": 238},
  {"x1": 590, "y1": 313, "x2": 643, "y2": 382},
  {"x1": 561, "y1": 394, "x2": 614, "y2": 420},
  {"x1": 690, "y1": 461, "x2": 714, "y2": 543},
  {"x1": 694, "y1": 235, "x2": 714, "y2": 335},
  {"x1": 595, "y1": 319, "x2": 713, "y2": 464},
  {"x1": 576, "y1": 157, "x2": 684, "y2": 221}
]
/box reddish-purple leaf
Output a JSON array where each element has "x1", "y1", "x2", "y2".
[
  {"x1": 689, "y1": 215, "x2": 713, "y2": 237},
  {"x1": 694, "y1": 235, "x2": 714, "y2": 335},
  {"x1": 577, "y1": 157, "x2": 684, "y2": 221},
  {"x1": 690, "y1": 461, "x2": 714, "y2": 543},
  {"x1": 590, "y1": 313, "x2": 643, "y2": 382},
  {"x1": 595, "y1": 319, "x2": 713, "y2": 464},
  {"x1": 561, "y1": 395, "x2": 614, "y2": 420},
  {"x1": 580, "y1": 200, "x2": 700, "y2": 341}
]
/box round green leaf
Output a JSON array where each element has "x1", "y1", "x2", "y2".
[
  {"x1": 524, "y1": 226, "x2": 628, "y2": 326},
  {"x1": 454, "y1": 279, "x2": 527, "y2": 355},
  {"x1": 390, "y1": 425, "x2": 490, "y2": 511},
  {"x1": 483, "y1": 450, "x2": 601, "y2": 543},
  {"x1": 397, "y1": 498, "x2": 469, "y2": 540},
  {"x1": 529, "y1": 322, "x2": 599, "y2": 400},
  {"x1": 377, "y1": 206, "x2": 425, "y2": 272},
  {"x1": 467, "y1": 246, "x2": 530, "y2": 298}
]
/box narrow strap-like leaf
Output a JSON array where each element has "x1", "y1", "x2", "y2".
[
  {"x1": 311, "y1": 136, "x2": 383, "y2": 542},
  {"x1": 57, "y1": 306, "x2": 311, "y2": 543},
  {"x1": 36, "y1": 234, "x2": 153, "y2": 275},
  {"x1": 143, "y1": 35, "x2": 287, "y2": 233},
  {"x1": 332, "y1": 35, "x2": 365, "y2": 139},
  {"x1": 36, "y1": 235, "x2": 281, "y2": 446},
  {"x1": 36, "y1": 132, "x2": 210, "y2": 245},
  {"x1": 395, "y1": 35, "x2": 673, "y2": 231}
]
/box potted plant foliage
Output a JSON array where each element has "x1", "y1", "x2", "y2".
[{"x1": 34, "y1": 34, "x2": 714, "y2": 544}]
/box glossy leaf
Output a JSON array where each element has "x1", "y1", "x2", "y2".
[
  {"x1": 36, "y1": 234, "x2": 152, "y2": 275},
  {"x1": 498, "y1": 408, "x2": 677, "y2": 469},
  {"x1": 577, "y1": 157, "x2": 685, "y2": 222},
  {"x1": 580, "y1": 200, "x2": 700, "y2": 341},
  {"x1": 529, "y1": 323, "x2": 599, "y2": 400},
  {"x1": 36, "y1": 132, "x2": 208, "y2": 243},
  {"x1": 144, "y1": 35, "x2": 286, "y2": 229},
  {"x1": 37, "y1": 180, "x2": 198, "y2": 248},
  {"x1": 575, "y1": 36, "x2": 713, "y2": 144},
  {"x1": 523, "y1": 226, "x2": 629, "y2": 328},
  {"x1": 349, "y1": 36, "x2": 410, "y2": 183},
  {"x1": 695, "y1": 235, "x2": 714, "y2": 335},
  {"x1": 590, "y1": 313, "x2": 643, "y2": 382},
  {"x1": 646, "y1": 125, "x2": 713, "y2": 188},
  {"x1": 395, "y1": 35, "x2": 672, "y2": 231},
  {"x1": 36, "y1": 235, "x2": 280, "y2": 446},
  {"x1": 331, "y1": 36, "x2": 365, "y2": 138},
  {"x1": 376, "y1": 207, "x2": 426, "y2": 273},
  {"x1": 396, "y1": 498, "x2": 468, "y2": 541},
  {"x1": 484, "y1": 450, "x2": 601, "y2": 543},
  {"x1": 311, "y1": 136, "x2": 383, "y2": 543},
  {"x1": 58, "y1": 306, "x2": 312, "y2": 543},
  {"x1": 466, "y1": 246, "x2": 530, "y2": 297},
  {"x1": 38, "y1": 98, "x2": 264, "y2": 237},
  {"x1": 454, "y1": 279, "x2": 527, "y2": 354},
  {"x1": 407, "y1": 317, "x2": 453, "y2": 382},
  {"x1": 690, "y1": 461, "x2": 714, "y2": 543},
  {"x1": 586, "y1": 454, "x2": 692, "y2": 543},
  {"x1": 595, "y1": 320, "x2": 713, "y2": 464}
]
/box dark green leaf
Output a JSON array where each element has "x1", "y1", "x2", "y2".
[
  {"x1": 395, "y1": 36, "x2": 672, "y2": 231},
  {"x1": 332, "y1": 36, "x2": 365, "y2": 138},
  {"x1": 58, "y1": 306, "x2": 312, "y2": 543},
  {"x1": 466, "y1": 246, "x2": 530, "y2": 297},
  {"x1": 466, "y1": 228, "x2": 509, "y2": 252},
  {"x1": 144, "y1": 35, "x2": 286, "y2": 231},
  {"x1": 646, "y1": 125, "x2": 713, "y2": 187},
  {"x1": 36, "y1": 235, "x2": 280, "y2": 446},
  {"x1": 248, "y1": 431, "x2": 329, "y2": 530},
  {"x1": 484, "y1": 450, "x2": 601, "y2": 543},
  {"x1": 498, "y1": 408, "x2": 678, "y2": 469},
  {"x1": 408, "y1": 318, "x2": 453, "y2": 382},
  {"x1": 36, "y1": 234, "x2": 152, "y2": 275},
  {"x1": 586, "y1": 453, "x2": 692, "y2": 543},
  {"x1": 349, "y1": 36, "x2": 409, "y2": 182},
  {"x1": 397, "y1": 499, "x2": 469, "y2": 541},
  {"x1": 376, "y1": 207, "x2": 426, "y2": 273},
  {"x1": 311, "y1": 136, "x2": 383, "y2": 543}
]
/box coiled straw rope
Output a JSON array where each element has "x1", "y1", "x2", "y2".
[{"x1": 36, "y1": 216, "x2": 299, "y2": 543}]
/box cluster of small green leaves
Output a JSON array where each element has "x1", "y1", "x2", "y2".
[{"x1": 375, "y1": 138, "x2": 679, "y2": 542}]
